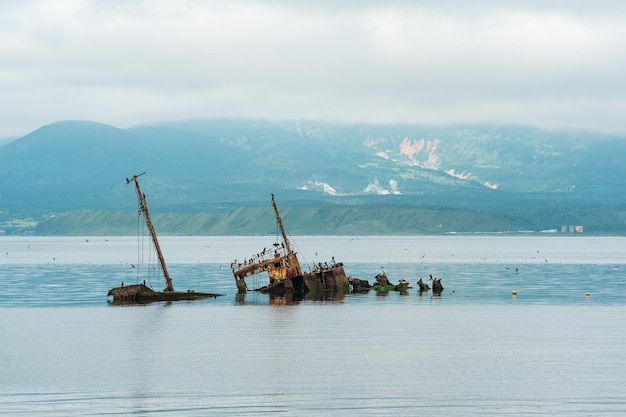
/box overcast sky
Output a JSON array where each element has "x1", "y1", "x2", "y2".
[{"x1": 2, "y1": 0, "x2": 626, "y2": 137}]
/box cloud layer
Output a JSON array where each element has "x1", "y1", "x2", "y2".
[{"x1": 2, "y1": 0, "x2": 626, "y2": 136}]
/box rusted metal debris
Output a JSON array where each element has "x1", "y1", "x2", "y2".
[
  {"x1": 371, "y1": 271, "x2": 411, "y2": 292},
  {"x1": 416, "y1": 275, "x2": 444, "y2": 295}
]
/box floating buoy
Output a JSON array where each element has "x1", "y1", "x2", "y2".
[
  {"x1": 512, "y1": 289, "x2": 517, "y2": 296},
  {"x1": 585, "y1": 292, "x2": 590, "y2": 297}
]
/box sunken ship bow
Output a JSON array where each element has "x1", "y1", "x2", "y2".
[
  {"x1": 107, "y1": 173, "x2": 222, "y2": 304},
  {"x1": 107, "y1": 283, "x2": 215, "y2": 304},
  {"x1": 232, "y1": 194, "x2": 350, "y2": 295}
]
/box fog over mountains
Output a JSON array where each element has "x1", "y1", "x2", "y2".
[{"x1": 1, "y1": 119, "x2": 625, "y2": 235}]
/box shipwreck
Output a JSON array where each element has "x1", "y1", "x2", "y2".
[
  {"x1": 231, "y1": 194, "x2": 353, "y2": 296},
  {"x1": 107, "y1": 173, "x2": 222, "y2": 304}
]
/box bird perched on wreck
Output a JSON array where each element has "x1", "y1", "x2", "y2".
[{"x1": 430, "y1": 275, "x2": 444, "y2": 294}]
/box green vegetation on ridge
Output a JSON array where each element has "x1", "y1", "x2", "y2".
[
  {"x1": 2, "y1": 119, "x2": 626, "y2": 235},
  {"x1": 33, "y1": 206, "x2": 530, "y2": 236}
]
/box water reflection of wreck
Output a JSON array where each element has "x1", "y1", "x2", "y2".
[{"x1": 232, "y1": 194, "x2": 350, "y2": 296}]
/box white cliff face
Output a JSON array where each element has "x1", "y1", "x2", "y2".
[
  {"x1": 363, "y1": 179, "x2": 402, "y2": 195},
  {"x1": 363, "y1": 135, "x2": 505, "y2": 190},
  {"x1": 300, "y1": 180, "x2": 340, "y2": 196},
  {"x1": 444, "y1": 169, "x2": 471, "y2": 180},
  {"x1": 398, "y1": 137, "x2": 441, "y2": 169},
  {"x1": 364, "y1": 135, "x2": 442, "y2": 168}
]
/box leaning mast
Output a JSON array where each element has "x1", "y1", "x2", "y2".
[
  {"x1": 271, "y1": 193, "x2": 292, "y2": 254},
  {"x1": 128, "y1": 172, "x2": 174, "y2": 292}
]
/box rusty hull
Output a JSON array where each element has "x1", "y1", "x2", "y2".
[{"x1": 303, "y1": 264, "x2": 350, "y2": 292}]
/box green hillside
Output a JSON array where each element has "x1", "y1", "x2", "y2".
[
  {"x1": 1, "y1": 119, "x2": 626, "y2": 235},
  {"x1": 28, "y1": 201, "x2": 626, "y2": 236},
  {"x1": 33, "y1": 205, "x2": 528, "y2": 236}
]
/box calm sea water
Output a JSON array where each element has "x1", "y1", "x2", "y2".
[{"x1": 1, "y1": 235, "x2": 626, "y2": 416}]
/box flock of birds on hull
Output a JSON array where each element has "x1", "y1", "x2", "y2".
[{"x1": 370, "y1": 271, "x2": 444, "y2": 294}]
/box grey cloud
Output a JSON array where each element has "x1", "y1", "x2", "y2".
[{"x1": 1, "y1": 0, "x2": 626, "y2": 137}]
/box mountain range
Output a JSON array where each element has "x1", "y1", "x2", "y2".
[{"x1": 1, "y1": 119, "x2": 625, "y2": 235}]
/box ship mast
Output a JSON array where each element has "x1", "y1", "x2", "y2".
[
  {"x1": 128, "y1": 173, "x2": 174, "y2": 292},
  {"x1": 271, "y1": 193, "x2": 292, "y2": 254}
]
